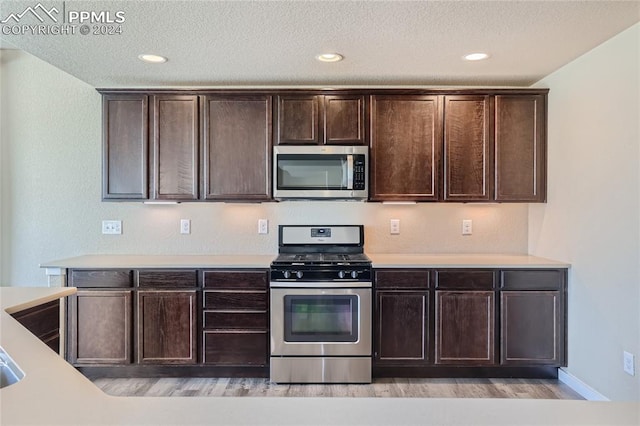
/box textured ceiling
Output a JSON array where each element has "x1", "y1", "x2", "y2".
[{"x1": 0, "y1": 0, "x2": 638, "y2": 88}]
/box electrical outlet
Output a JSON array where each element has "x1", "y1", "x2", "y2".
[
  {"x1": 258, "y1": 219, "x2": 269, "y2": 234},
  {"x1": 102, "y1": 220, "x2": 122, "y2": 235},
  {"x1": 462, "y1": 219, "x2": 473, "y2": 235},
  {"x1": 180, "y1": 219, "x2": 191, "y2": 235},
  {"x1": 390, "y1": 219, "x2": 400, "y2": 235},
  {"x1": 623, "y1": 351, "x2": 635, "y2": 376}
]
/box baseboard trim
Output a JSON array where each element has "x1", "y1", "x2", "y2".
[{"x1": 558, "y1": 368, "x2": 609, "y2": 401}]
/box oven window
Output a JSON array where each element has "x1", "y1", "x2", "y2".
[
  {"x1": 284, "y1": 295, "x2": 359, "y2": 342},
  {"x1": 277, "y1": 154, "x2": 348, "y2": 190}
]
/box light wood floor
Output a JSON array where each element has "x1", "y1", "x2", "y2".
[{"x1": 92, "y1": 377, "x2": 584, "y2": 399}]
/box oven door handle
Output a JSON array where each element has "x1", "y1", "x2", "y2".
[
  {"x1": 270, "y1": 281, "x2": 372, "y2": 289},
  {"x1": 346, "y1": 154, "x2": 354, "y2": 190}
]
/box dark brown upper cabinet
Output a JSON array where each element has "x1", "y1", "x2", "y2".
[
  {"x1": 100, "y1": 89, "x2": 546, "y2": 203},
  {"x1": 443, "y1": 96, "x2": 493, "y2": 202},
  {"x1": 370, "y1": 95, "x2": 443, "y2": 201},
  {"x1": 102, "y1": 94, "x2": 148, "y2": 200},
  {"x1": 150, "y1": 95, "x2": 199, "y2": 201},
  {"x1": 495, "y1": 95, "x2": 546, "y2": 202},
  {"x1": 276, "y1": 94, "x2": 366, "y2": 145},
  {"x1": 202, "y1": 95, "x2": 272, "y2": 201}
]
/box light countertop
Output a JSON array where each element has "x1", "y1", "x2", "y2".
[
  {"x1": 2, "y1": 286, "x2": 638, "y2": 426},
  {"x1": 41, "y1": 253, "x2": 570, "y2": 270},
  {"x1": 40, "y1": 254, "x2": 276, "y2": 269},
  {"x1": 368, "y1": 253, "x2": 571, "y2": 268}
]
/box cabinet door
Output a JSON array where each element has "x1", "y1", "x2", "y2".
[
  {"x1": 137, "y1": 290, "x2": 197, "y2": 364},
  {"x1": 102, "y1": 94, "x2": 148, "y2": 199},
  {"x1": 68, "y1": 290, "x2": 132, "y2": 364},
  {"x1": 495, "y1": 95, "x2": 546, "y2": 202},
  {"x1": 444, "y1": 96, "x2": 493, "y2": 201},
  {"x1": 501, "y1": 291, "x2": 564, "y2": 365},
  {"x1": 150, "y1": 95, "x2": 199, "y2": 200},
  {"x1": 370, "y1": 95, "x2": 443, "y2": 201},
  {"x1": 375, "y1": 291, "x2": 429, "y2": 364},
  {"x1": 324, "y1": 95, "x2": 366, "y2": 145},
  {"x1": 276, "y1": 95, "x2": 320, "y2": 145},
  {"x1": 435, "y1": 291, "x2": 495, "y2": 365},
  {"x1": 203, "y1": 95, "x2": 272, "y2": 200}
]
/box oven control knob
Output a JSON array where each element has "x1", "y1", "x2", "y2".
[
  {"x1": 338, "y1": 270, "x2": 346, "y2": 279},
  {"x1": 351, "y1": 270, "x2": 359, "y2": 279},
  {"x1": 283, "y1": 270, "x2": 291, "y2": 279},
  {"x1": 296, "y1": 271, "x2": 304, "y2": 279}
]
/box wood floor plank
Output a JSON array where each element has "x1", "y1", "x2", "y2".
[{"x1": 91, "y1": 377, "x2": 584, "y2": 400}]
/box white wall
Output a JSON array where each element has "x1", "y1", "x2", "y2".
[
  {"x1": 530, "y1": 23, "x2": 640, "y2": 401},
  {"x1": 0, "y1": 49, "x2": 528, "y2": 287}
]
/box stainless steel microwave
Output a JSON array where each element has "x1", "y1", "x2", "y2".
[{"x1": 273, "y1": 145, "x2": 368, "y2": 200}]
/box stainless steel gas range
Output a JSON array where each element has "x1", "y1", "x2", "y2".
[{"x1": 269, "y1": 225, "x2": 372, "y2": 384}]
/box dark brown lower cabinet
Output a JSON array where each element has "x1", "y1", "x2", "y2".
[
  {"x1": 203, "y1": 331, "x2": 268, "y2": 365},
  {"x1": 435, "y1": 291, "x2": 495, "y2": 365},
  {"x1": 501, "y1": 291, "x2": 564, "y2": 365},
  {"x1": 11, "y1": 299, "x2": 61, "y2": 353},
  {"x1": 375, "y1": 291, "x2": 429, "y2": 363},
  {"x1": 68, "y1": 290, "x2": 132, "y2": 364},
  {"x1": 137, "y1": 290, "x2": 197, "y2": 364},
  {"x1": 201, "y1": 270, "x2": 269, "y2": 367}
]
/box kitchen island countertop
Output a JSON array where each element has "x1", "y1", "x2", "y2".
[{"x1": 2, "y1": 287, "x2": 638, "y2": 426}]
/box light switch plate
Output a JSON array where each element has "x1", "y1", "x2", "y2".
[
  {"x1": 180, "y1": 219, "x2": 191, "y2": 235},
  {"x1": 102, "y1": 220, "x2": 122, "y2": 235},
  {"x1": 624, "y1": 351, "x2": 635, "y2": 376},
  {"x1": 462, "y1": 219, "x2": 473, "y2": 235},
  {"x1": 258, "y1": 219, "x2": 269, "y2": 234},
  {"x1": 390, "y1": 219, "x2": 400, "y2": 235}
]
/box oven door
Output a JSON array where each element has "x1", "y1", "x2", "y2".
[{"x1": 270, "y1": 287, "x2": 371, "y2": 357}]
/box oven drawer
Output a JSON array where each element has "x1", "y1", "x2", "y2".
[
  {"x1": 203, "y1": 311, "x2": 268, "y2": 330},
  {"x1": 203, "y1": 331, "x2": 268, "y2": 366},
  {"x1": 203, "y1": 291, "x2": 267, "y2": 310}
]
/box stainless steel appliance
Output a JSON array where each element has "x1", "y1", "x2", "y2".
[
  {"x1": 270, "y1": 225, "x2": 372, "y2": 383},
  {"x1": 273, "y1": 145, "x2": 368, "y2": 200}
]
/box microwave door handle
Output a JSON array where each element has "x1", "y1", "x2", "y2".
[{"x1": 346, "y1": 155, "x2": 354, "y2": 189}]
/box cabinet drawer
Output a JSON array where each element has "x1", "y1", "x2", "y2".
[
  {"x1": 11, "y1": 300, "x2": 60, "y2": 339},
  {"x1": 138, "y1": 270, "x2": 197, "y2": 288},
  {"x1": 435, "y1": 270, "x2": 495, "y2": 290},
  {"x1": 375, "y1": 270, "x2": 430, "y2": 289},
  {"x1": 71, "y1": 270, "x2": 132, "y2": 288},
  {"x1": 203, "y1": 331, "x2": 268, "y2": 365},
  {"x1": 203, "y1": 311, "x2": 267, "y2": 330},
  {"x1": 500, "y1": 270, "x2": 564, "y2": 290},
  {"x1": 203, "y1": 271, "x2": 267, "y2": 290},
  {"x1": 203, "y1": 291, "x2": 267, "y2": 310}
]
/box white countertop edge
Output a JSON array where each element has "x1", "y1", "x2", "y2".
[
  {"x1": 2, "y1": 286, "x2": 77, "y2": 314},
  {"x1": 40, "y1": 253, "x2": 571, "y2": 269},
  {"x1": 39, "y1": 254, "x2": 277, "y2": 269}
]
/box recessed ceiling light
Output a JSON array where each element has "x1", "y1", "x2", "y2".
[
  {"x1": 463, "y1": 52, "x2": 490, "y2": 61},
  {"x1": 316, "y1": 53, "x2": 344, "y2": 63},
  {"x1": 138, "y1": 54, "x2": 168, "y2": 63}
]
